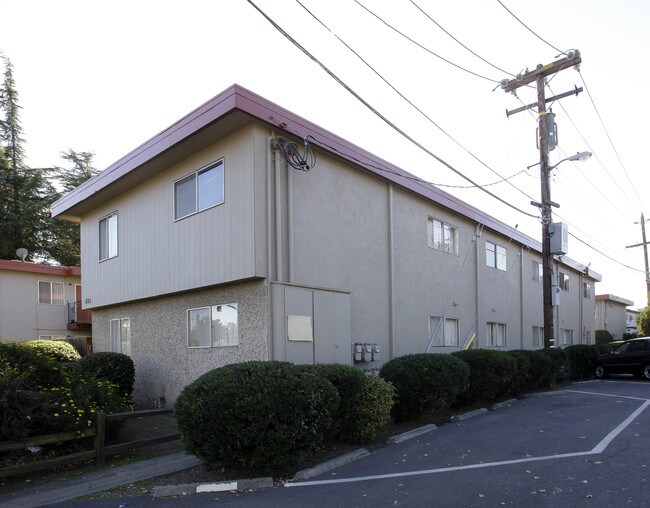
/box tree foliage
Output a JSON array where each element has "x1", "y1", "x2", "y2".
[
  {"x1": 0, "y1": 53, "x2": 97, "y2": 266},
  {"x1": 638, "y1": 305, "x2": 650, "y2": 337}
]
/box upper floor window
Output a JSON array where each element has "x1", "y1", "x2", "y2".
[
  {"x1": 583, "y1": 282, "x2": 591, "y2": 298},
  {"x1": 38, "y1": 281, "x2": 64, "y2": 305},
  {"x1": 559, "y1": 272, "x2": 570, "y2": 291},
  {"x1": 188, "y1": 302, "x2": 239, "y2": 348},
  {"x1": 174, "y1": 159, "x2": 224, "y2": 220},
  {"x1": 99, "y1": 212, "x2": 118, "y2": 261},
  {"x1": 486, "y1": 241, "x2": 506, "y2": 271},
  {"x1": 427, "y1": 217, "x2": 459, "y2": 255},
  {"x1": 487, "y1": 322, "x2": 507, "y2": 346},
  {"x1": 532, "y1": 260, "x2": 542, "y2": 282}
]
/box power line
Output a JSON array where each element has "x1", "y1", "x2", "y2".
[
  {"x1": 568, "y1": 231, "x2": 646, "y2": 274},
  {"x1": 577, "y1": 70, "x2": 645, "y2": 211},
  {"x1": 495, "y1": 0, "x2": 563, "y2": 54},
  {"x1": 352, "y1": 0, "x2": 501, "y2": 83},
  {"x1": 246, "y1": 0, "x2": 538, "y2": 218},
  {"x1": 294, "y1": 0, "x2": 536, "y2": 201},
  {"x1": 408, "y1": 0, "x2": 514, "y2": 77}
]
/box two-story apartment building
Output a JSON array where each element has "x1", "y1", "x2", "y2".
[
  {"x1": 595, "y1": 294, "x2": 634, "y2": 340},
  {"x1": 0, "y1": 260, "x2": 91, "y2": 345},
  {"x1": 51, "y1": 85, "x2": 601, "y2": 407}
]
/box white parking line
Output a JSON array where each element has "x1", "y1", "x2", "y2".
[{"x1": 285, "y1": 392, "x2": 650, "y2": 489}]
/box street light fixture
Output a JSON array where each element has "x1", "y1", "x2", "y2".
[{"x1": 532, "y1": 150, "x2": 592, "y2": 348}]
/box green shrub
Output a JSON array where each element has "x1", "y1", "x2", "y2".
[
  {"x1": 75, "y1": 352, "x2": 135, "y2": 398},
  {"x1": 539, "y1": 348, "x2": 570, "y2": 386},
  {"x1": 174, "y1": 361, "x2": 340, "y2": 471},
  {"x1": 380, "y1": 353, "x2": 469, "y2": 422},
  {"x1": 0, "y1": 343, "x2": 129, "y2": 440},
  {"x1": 622, "y1": 332, "x2": 638, "y2": 341},
  {"x1": 512, "y1": 350, "x2": 553, "y2": 390},
  {"x1": 595, "y1": 343, "x2": 617, "y2": 354},
  {"x1": 638, "y1": 306, "x2": 650, "y2": 336},
  {"x1": 595, "y1": 330, "x2": 614, "y2": 345},
  {"x1": 299, "y1": 364, "x2": 393, "y2": 443},
  {"x1": 565, "y1": 344, "x2": 601, "y2": 380},
  {"x1": 347, "y1": 375, "x2": 395, "y2": 443},
  {"x1": 452, "y1": 349, "x2": 517, "y2": 405},
  {"x1": 23, "y1": 339, "x2": 81, "y2": 363},
  {"x1": 507, "y1": 351, "x2": 531, "y2": 397}
]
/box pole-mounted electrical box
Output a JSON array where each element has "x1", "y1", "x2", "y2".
[
  {"x1": 550, "y1": 222, "x2": 568, "y2": 255},
  {"x1": 536, "y1": 111, "x2": 558, "y2": 152}
]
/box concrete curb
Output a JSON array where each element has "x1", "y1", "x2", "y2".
[
  {"x1": 293, "y1": 449, "x2": 370, "y2": 480},
  {"x1": 491, "y1": 398, "x2": 518, "y2": 409},
  {"x1": 387, "y1": 424, "x2": 437, "y2": 444},
  {"x1": 153, "y1": 477, "x2": 273, "y2": 498},
  {"x1": 453, "y1": 407, "x2": 489, "y2": 421},
  {"x1": 524, "y1": 390, "x2": 567, "y2": 398}
]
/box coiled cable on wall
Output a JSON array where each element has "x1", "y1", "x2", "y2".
[{"x1": 272, "y1": 136, "x2": 316, "y2": 171}]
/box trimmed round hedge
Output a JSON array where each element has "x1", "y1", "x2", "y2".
[
  {"x1": 174, "y1": 361, "x2": 340, "y2": 471},
  {"x1": 452, "y1": 349, "x2": 517, "y2": 404},
  {"x1": 23, "y1": 339, "x2": 81, "y2": 363},
  {"x1": 299, "y1": 364, "x2": 394, "y2": 443},
  {"x1": 564, "y1": 344, "x2": 601, "y2": 380},
  {"x1": 74, "y1": 352, "x2": 135, "y2": 398},
  {"x1": 539, "y1": 347, "x2": 570, "y2": 386},
  {"x1": 379, "y1": 353, "x2": 469, "y2": 422},
  {"x1": 510, "y1": 349, "x2": 553, "y2": 391}
]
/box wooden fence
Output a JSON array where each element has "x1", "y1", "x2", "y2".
[{"x1": 0, "y1": 408, "x2": 180, "y2": 479}]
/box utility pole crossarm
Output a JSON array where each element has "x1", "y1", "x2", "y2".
[{"x1": 501, "y1": 51, "x2": 582, "y2": 93}]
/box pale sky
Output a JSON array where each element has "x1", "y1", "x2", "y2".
[{"x1": 1, "y1": 0, "x2": 649, "y2": 309}]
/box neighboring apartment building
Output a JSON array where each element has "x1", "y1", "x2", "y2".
[
  {"x1": 51, "y1": 85, "x2": 601, "y2": 407},
  {"x1": 626, "y1": 308, "x2": 640, "y2": 334},
  {"x1": 595, "y1": 294, "x2": 634, "y2": 339},
  {"x1": 0, "y1": 260, "x2": 91, "y2": 346}
]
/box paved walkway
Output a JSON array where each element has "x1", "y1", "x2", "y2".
[{"x1": 0, "y1": 452, "x2": 201, "y2": 508}]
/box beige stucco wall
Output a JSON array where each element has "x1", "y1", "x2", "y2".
[{"x1": 91, "y1": 279, "x2": 268, "y2": 408}]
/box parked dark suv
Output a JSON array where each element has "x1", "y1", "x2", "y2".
[{"x1": 593, "y1": 337, "x2": 650, "y2": 379}]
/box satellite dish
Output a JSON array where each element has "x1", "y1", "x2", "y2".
[{"x1": 16, "y1": 248, "x2": 28, "y2": 262}]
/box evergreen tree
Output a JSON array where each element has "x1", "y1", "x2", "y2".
[
  {"x1": 46, "y1": 150, "x2": 99, "y2": 266},
  {"x1": 0, "y1": 54, "x2": 52, "y2": 261}
]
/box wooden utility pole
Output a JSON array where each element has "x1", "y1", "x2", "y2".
[
  {"x1": 501, "y1": 51, "x2": 582, "y2": 348},
  {"x1": 626, "y1": 214, "x2": 650, "y2": 306}
]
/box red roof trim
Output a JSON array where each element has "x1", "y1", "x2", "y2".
[{"x1": 0, "y1": 260, "x2": 80, "y2": 277}]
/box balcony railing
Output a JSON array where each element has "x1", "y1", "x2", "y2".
[{"x1": 67, "y1": 300, "x2": 92, "y2": 329}]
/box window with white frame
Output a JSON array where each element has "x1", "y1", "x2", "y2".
[
  {"x1": 38, "y1": 281, "x2": 64, "y2": 305},
  {"x1": 110, "y1": 318, "x2": 131, "y2": 355},
  {"x1": 583, "y1": 282, "x2": 591, "y2": 298},
  {"x1": 561, "y1": 328, "x2": 574, "y2": 346},
  {"x1": 559, "y1": 272, "x2": 570, "y2": 291},
  {"x1": 188, "y1": 303, "x2": 238, "y2": 348},
  {"x1": 486, "y1": 241, "x2": 507, "y2": 271},
  {"x1": 487, "y1": 322, "x2": 507, "y2": 346},
  {"x1": 429, "y1": 316, "x2": 460, "y2": 346},
  {"x1": 99, "y1": 212, "x2": 118, "y2": 261},
  {"x1": 532, "y1": 260, "x2": 543, "y2": 282},
  {"x1": 38, "y1": 335, "x2": 66, "y2": 340},
  {"x1": 532, "y1": 325, "x2": 544, "y2": 347},
  {"x1": 427, "y1": 217, "x2": 459, "y2": 255},
  {"x1": 174, "y1": 159, "x2": 224, "y2": 220}
]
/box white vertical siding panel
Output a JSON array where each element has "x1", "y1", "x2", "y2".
[{"x1": 81, "y1": 126, "x2": 259, "y2": 309}]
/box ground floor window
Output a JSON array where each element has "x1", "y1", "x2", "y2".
[
  {"x1": 532, "y1": 326, "x2": 544, "y2": 347},
  {"x1": 429, "y1": 316, "x2": 460, "y2": 346},
  {"x1": 110, "y1": 318, "x2": 131, "y2": 355},
  {"x1": 487, "y1": 322, "x2": 507, "y2": 346},
  {"x1": 188, "y1": 303, "x2": 239, "y2": 348},
  {"x1": 38, "y1": 335, "x2": 66, "y2": 340},
  {"x1": 561, "y1": 329, "x2": 574, "y2": 346}
]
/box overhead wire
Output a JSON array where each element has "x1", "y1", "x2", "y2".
[
  {"x1": 352, "y1": 0, "x2": 501, "y2": 83},
  {"x1": 294, "y1": 0, "x2": 537, "y2": 201},
  {"x1": 408, "y1": 0, "x2": 514, "y2": 77},
  {"x1": 495, "y1": 0, "x2": 563, "y2": 54},
  {"x1": 246, "y1": 0, "x2": 538, "y2": 218}
]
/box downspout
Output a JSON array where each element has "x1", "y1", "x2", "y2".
[
  {"x1": 267, "y1": 135, "x2": 275, "y2": 359},
  {"x1": 388, "y1": 184, "x2": 395, "y2": 359},
  {"x1": 475, "y1": 222, "x2": 481, "y2": 349},
  {"x1": 519, "y1": 245, "x2": 524, "y2": 350},
  {"x1": 288, "y1": 159, "x2": 294, "y2": 283},
  {"x1": 274, "y1": 147, "x2": 283, "y2": 282}
]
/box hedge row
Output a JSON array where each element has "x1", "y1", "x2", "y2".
[
  {"x1": 174, "y1": 361, "x2": 395, "y2": 471},
  {"x1": 0, "y1": 340, "x2": 135, "y2": 441}
]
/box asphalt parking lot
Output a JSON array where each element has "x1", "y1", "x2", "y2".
[{"x1": 52, "y1": 379, "x2": 650, "y2": 507}]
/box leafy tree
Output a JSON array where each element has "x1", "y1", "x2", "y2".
[
  {"x1": 638, "y1": 305, "x2": 650, "y2": 337},
  {"x1": 46, "y1": 150, "x2": 98, "y2": 265},
  {"x1": 0, "y1": 54, "x2": 53, "y2": 261}
]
